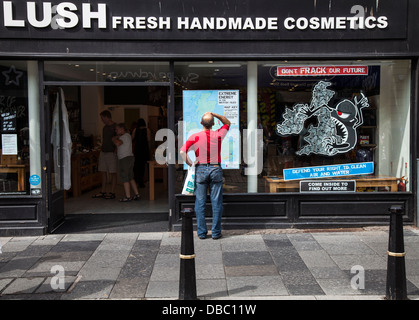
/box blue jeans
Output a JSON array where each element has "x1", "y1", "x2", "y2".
[{"x1": 194, "y1": 165, "x2": 223, "y2": 238}]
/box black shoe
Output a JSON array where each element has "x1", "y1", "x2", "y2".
[
  {"x1": 212, "y1": 234, "x2": 223, "y2": 240},
  {"x1": 104, "y1": 192, "x2": 115, "y2": 199},
  {"x1": 119, "y1": 196, "x2": 132, "y2": 202},
  {"x1": 198, "y1": 234, "x2": 207, "y2": 240},
  {"x1": 92, "y1": 192, "x2": 106, "y2": 198}
]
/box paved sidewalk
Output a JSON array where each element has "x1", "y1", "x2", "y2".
[{"x1": 0, "y1": 227, "x2": 419, "y2": 300}]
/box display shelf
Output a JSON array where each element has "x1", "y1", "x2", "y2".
[{"x1": 71, "y1": 150, "x2": 101, "y2": 197}]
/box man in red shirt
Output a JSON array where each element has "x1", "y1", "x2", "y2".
[{"x1": 180, "y1": 112, "x2": 231, "y2": 239}]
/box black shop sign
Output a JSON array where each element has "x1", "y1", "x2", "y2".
[{"x1": 0, "y1": 0, "x2": 408, "y2": 41}]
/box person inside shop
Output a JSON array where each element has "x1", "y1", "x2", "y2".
[
  {"x1": 93, "y1": 110, "x2": 117, "y2": 199},
  {"x1": 112, "y1": 123, "x2": 141, "y2": 202},
  {"x1": 180, "y1": 112, "x2": 230, "y2": 240},
  {"x1": 132, "y1": 118, "x2": 150, "y2": 188}
]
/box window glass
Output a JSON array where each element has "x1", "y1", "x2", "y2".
[
  {"x1": 174, "y1": 60, "x2": 411, "y2": 195},
  {"x1": 174, "y1": 61, "x2": 247, "y2": 194},
  {"x1": 0, "y1": 61, "x2": 40, "y2": 195},
  {"x1": 44, "y1": 61, "x2": 170, "y2": 82},
  {"x1": 259, "y1": 60, "x2": 411, "y2": 193}
]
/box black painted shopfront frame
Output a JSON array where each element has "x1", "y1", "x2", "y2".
[{"x1": 0, "y1": 0, "x2": 418, "y2": 235}]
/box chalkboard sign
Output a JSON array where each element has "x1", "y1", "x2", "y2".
[{"x1": 1, "y1": 110, "x2": 17, "y2": 133}]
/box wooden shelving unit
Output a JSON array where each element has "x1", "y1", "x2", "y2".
[{"x1": 71, "y1": 150, "x2": 101, "y2": 197}]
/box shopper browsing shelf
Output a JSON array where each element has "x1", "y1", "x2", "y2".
[{"x1": 93, "y1": 110, "x2": 117, "y2": 200}]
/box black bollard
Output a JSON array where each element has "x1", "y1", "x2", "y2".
[
  {"x1": 179, "y1": 207, "x2": 198, "y2": 300},
  {"x1": 386, "y1": 205, "x2": 408, "y2": 300}
]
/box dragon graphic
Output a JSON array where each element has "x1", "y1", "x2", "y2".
[{"x1": 276, "y1": 81, "x2": 370, "y2": 156}]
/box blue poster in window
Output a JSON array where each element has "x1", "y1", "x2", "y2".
[
  {"x1": 182, "y1": 90, "x2": 240, "y2": 170},
  {"x1": 283, "y1": 162, "x2": 374, "y2": 181}
]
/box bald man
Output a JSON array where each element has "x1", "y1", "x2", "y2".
[{"x1": 180, "y1": 112, "x2": 231, "y2": 240}]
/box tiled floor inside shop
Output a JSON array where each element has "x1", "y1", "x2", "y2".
[{"x1": 65, "y1": 182, "x2": 168, "y2": 215}]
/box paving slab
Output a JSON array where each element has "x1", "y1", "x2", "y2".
[
  {"x1": 317, "y1": 278, "x2": 361, "y2": 295},
  {"x1": 0, "y1": 256, "x2": 41, "y2": 278},
  {"x1": 61, "y1": 234, "x2": 106, "y2": 242},
  {"x1": 145, "y1": 280, "x2": 178, "y2": 299},
  {"x1": 197, "y1": 279, "x2": 228, "y2": 298},
  {"x1": 298, "y1": 250, "x2": 338, "y2": 268},
  {"x1": 62, "y1": 279, "x2": 114, "y2": 300},
  {"x1": 150, "y1": 253, "x2": 179, "y2": 282},
  {"x1": 225, "y1": 265, "x2": 278, "y2": 277},
  {"x1": 287, "y1": 283, "x2": 325, "y2": 296},
  {"x1": 309, "y1": 266, "x2": 349, "y2": 279},
  {"x1": 195, "y1": 264, "x2": 225, "y2": 279},
  {"x1": 221, "y1": 240, "x2": 268, "y2": 252},
  {"x1": 2, "y1": 277, "x2": 45, "y2": 295},
  {"x1": 26, "y1": 260, "x2": 86, "y2": 277},
  {"x1": 226, "y1": 275, "x2": 288, "y2": 297},
  {"x1": 330, "y1": 254, "x2": 387, "y2": 270},
  {"x1": 223, "y1": 251, "x2": 274, "y2": 266},
  {"x1": 109, "y1": 277, "x2": 149, "y2": 299},
  {"x1": 36, "y1": 276, "x2": 77, "y2": 294},
  {"x1": 137, "y1": 232, "x2": 164, "y2": 241},
  {"x1": 0, "y1": 278, "x2": 14, "y2": 292},
  {"x1": 0, "y1": 238, "x2": 36, "y2": 253},
  {"x1": 196, "y1": 250, "x2": 223, "y2": 265},
  {"x1": 0, "y1": 227, "x2": 418, "y2": 300},
  {"x1": 319, "y1": 241, "x2": 378, "y2": 255}
]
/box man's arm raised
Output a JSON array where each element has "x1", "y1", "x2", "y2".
[{"x1": 211, "y1": 113, "x2": 231, "y2": 127}]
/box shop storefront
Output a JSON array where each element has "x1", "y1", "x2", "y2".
[{"x1": 0, "y1": 0, "x2": 418, "y2": 235}]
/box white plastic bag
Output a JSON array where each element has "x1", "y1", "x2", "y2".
[{"x1": 182, "y1": 164, "x2": 196, "y2": 195}]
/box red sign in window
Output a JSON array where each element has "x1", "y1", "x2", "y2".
[{"x1": 276, "y1": 66, "x2": 368, "y2": 76}]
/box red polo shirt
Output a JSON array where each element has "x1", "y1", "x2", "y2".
[{"x1": 181, "y1": 124, "x2": 230, "y2": 164}]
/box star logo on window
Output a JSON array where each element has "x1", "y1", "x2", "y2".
[{"x1": 2, "y1": 65, "x2": 23, "y2": 86}]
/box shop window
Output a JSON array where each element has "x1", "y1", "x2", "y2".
[
  {"x1": 0, "y1": 61, "x2": 41, "y2": 196},
  {"x1": 174, "y1": 61, "x2": 247, "y2": 194},
  {"x1": 174, "y1": 60, "x2": 411, "y2": 195},
  {"x1": 259, "y1": 60, "x2": 411, "y2": 193}
]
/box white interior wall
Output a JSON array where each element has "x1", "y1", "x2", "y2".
[
  {"x1": 104, "y1": 105, "x2": 160, "y2": 127},
  {"x1": 81, "y1": 84, "x2": 160, "y2": 144},
  {"x1": 81, "y1": 86, "x2": 101, "y2": 137},
  {"x1": 377, "y1": 60, "x2": 411, "y2": 190}
]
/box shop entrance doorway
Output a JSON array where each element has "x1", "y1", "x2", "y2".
[
  {"x1": 45, "y1": 87, "x2": 67, "y2": 232},
  {"x1": 45, "y1": 84, "x2": 170, "y2": 233}
]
